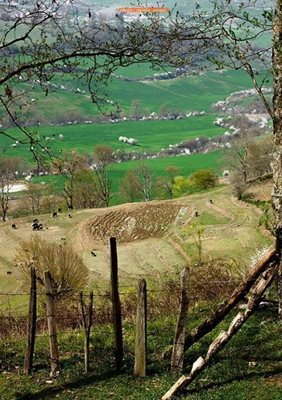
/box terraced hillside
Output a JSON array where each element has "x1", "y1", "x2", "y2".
[{"x1": 0, "y1": 184, "x2": 273, "y2": 298}]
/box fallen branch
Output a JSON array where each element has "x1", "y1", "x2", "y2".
[
  {"x1": 162, "y1": 264, "x2": 278, "y2": 400},
  {"x1": 184, "y1": 247, "x2": 277, "y2": 350}
]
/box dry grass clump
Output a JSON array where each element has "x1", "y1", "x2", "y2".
[{"x1": 14, "y1": 235, "x2": 89, "y2": 298}]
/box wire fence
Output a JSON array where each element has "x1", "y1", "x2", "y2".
[
  {"x1": 0, "y1": 278, "x2": 238, "y2": 341},
  {"x1": 0, "y1": 250, "x2": 244, "y2": 378}
]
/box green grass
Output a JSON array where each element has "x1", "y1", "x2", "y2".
[
  {"x1": 31, "y1": 150, "x2": 224, "y2": 197},
  {"x1": 109, "y1": 150, "x2": 224, "y2": 192},
  {"x1": 1, "y1": 68, "x2": 263, "y2": 132},
  {"x1": 0, "y1": 307, "x2": 282, "y2": 399},
  {"x1": 4, "y1": 115, "x2": 226, "y2": 168},
  {"x1": 196, "y1": 211, "x2": 230, "y2": 225}
]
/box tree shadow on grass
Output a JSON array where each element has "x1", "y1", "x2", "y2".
[{"x1": 15, "y1": 370, "x2": 119, "y2": 400}]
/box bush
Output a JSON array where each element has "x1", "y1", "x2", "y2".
[
  {"x1": 172, "y1": 176, "x2": 191, "y2": 197},
  {"x1": 15, "y1": 236, "x2": 89, "y2": 298},
  {"x1": 189, "y1": 169, "x2": 218, "y2": 190}
]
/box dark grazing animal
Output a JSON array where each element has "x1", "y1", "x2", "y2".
[{"x1": 32, "y1": 223, "x2": 39, "y2": 230}]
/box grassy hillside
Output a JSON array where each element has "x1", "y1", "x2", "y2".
[
  {"x1": 14, "y1": 69, "x2": 259, "y2": 124},
  {"x1": 4, "y1": 116, "x2": 225, "y2": 159},
  {"x1": 1, "y1": 68, "x2": 268, "y2": 187},
  {"x1": 0, "y1": 185, "x2": 273, "y2": 304}
]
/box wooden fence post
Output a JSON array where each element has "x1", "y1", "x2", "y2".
[
  {"x1": 44, "y1": 270, "x2": 60, "y2": 376},
  {"x1": 134, "y1": 279, "x2": 147, "y2": 377},
  {"x1": 109, "y1": 237, "x2": 123, "y2": 371},
  {"x1": 171, "y1": 267, "x2": 189, "y2": 371},
  {"x1": 80, "y1": 291, "x2": 94, "y2": 374},
  {"x1": 24, "y1": 266, "x2": 37, "y2": 374}
]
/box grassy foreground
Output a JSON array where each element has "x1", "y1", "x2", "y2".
[{"x1": 1, "y1": 307, "x2": 282, "y2": 399}]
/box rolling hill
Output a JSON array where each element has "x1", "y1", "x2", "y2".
[{"x1": 0, "y1": 184, "x2": 273, "y2": 309}]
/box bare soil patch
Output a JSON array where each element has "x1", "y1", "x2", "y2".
[{"x1": 82, "y1": 201, "x2": 183, "y2": 246}]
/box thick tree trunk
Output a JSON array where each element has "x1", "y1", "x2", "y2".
[{"x1": 272, "y1": 0, "x2": 282, "y2": 318}]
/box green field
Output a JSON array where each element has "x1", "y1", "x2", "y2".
[
  {"x1": 0, "y1": 65, "x2": 270, "y2": 206},
  {"x1": 31, "y1": 150, "x2": 224, "y2": 197},
  {"x1": 4, "y1": 115, "x2": 225, "y2": 158},
  {"x1": 2, "y1": 69, "x2": 264, "y2": 127},
  {"x1": 16, "y1": 69, "x2": 260, "y2": 123}
]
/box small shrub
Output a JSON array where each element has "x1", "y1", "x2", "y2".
[
  {"x1": 189, "y1": 169, "x2": 218, "y2": 190},
  {"x1": 15, "y1": 236, "x2": 89, "y2": 299}
]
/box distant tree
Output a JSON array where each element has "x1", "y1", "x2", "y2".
[
  {"x1": 54, "y1": 151, "x2": 86, "y2": 210},
  {"x1": 0, "y1": 156, "x2": 26, "y2": 221},
  {"x1": 230, "y1": 171, "x2": 248, "y2": 201},
  {"x1": 130, "y1": 100, "x2": 142, "y2": 120},
  {"x1": 172, "y1": 176, "x2": 190, "y2": 198},
  {"x1": 73, "y1": 169, "x2": 97, "y2": 209},
  {"x1": 189, "y1": 169, "x2": 218, "y2": 190},
  {"x1": 24, "y1": 183, "x2": 44, "y2": 215},
  {"x1": 159, "y1": 105, "x2": 169, "y2": 118},
  {"x1": 164, "y1": 165, "x2": 181, "y2": 199},
  {"x1": 225, "y1": 135, "x2": 252, "y2": 185},
  {"x1": 15, "y1": 236, "x2": 89, "y2": 299},
  {"x1": 93, "y1": 145, "x2": 113, "y2": 207},
  {"x1": 135, "y1": 163, "x2": 153, "y2": 202},
  {"x1": 246, "y1": 136, "x2": 274, "y2": 181},
  {"x1": 119, "y1": 170, "x2": 141, "y2": 203},
  {"x1": 187, "y1": 222, "x2": 205, "y2": 265},
  {"x1": 227, "y1": 135, "x2": 273, "y2": 199}
]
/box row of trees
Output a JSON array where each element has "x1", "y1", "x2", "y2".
[
  {"x1": 0, "y1": 158, "x2": 219, "y2": 222},
  {"x1": 0, "y1": 133, "x2": 274, "y2": 221},
  {"x1": 1, "y1": 129, "x2": 275, "y2": 222},
  {"x1": 55, "y1": 145, "x2": 113, "y2": 210}
]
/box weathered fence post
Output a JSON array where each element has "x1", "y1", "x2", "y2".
[
  {"x1": 171, "y1": 267, "x2": 189, "y2": 371},
  {"x1": 44, "y1": 270, "x2": 60, "y2": 376},
  {"x1": 134, "y1": 279, "x2": 147, "y2": 377},
  {"x1": 80, "y1": 291, "x2": 94, "y2": 374},
  {"x1": 24, "y1": 266, "x2": 37, "y2": 374},
  {"x1": 109, "y1": 237, "x2": 123, "y2": 371}
]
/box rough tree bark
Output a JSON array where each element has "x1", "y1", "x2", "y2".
[{"x1": 272, "y1": 0, "x2": 282, "y2": 318}]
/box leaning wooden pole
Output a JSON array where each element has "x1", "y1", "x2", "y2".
[
  {"x1": 162, "y1": 265, "x2": 278, "y2": 400},
  {"x1": 44, "y1": 270, "x2": 60, "y2": 376},
  {"x1": 134, "y1": 279, "x2": 147, "y2": 377},
  {"x1": 24, "y1": 267, "x2": 37, "y2": 374},
  {"x1": 109, "y1": 237, "x2": 123, "y2": 371},
  {"x1": 184, "y1": 248, "x2": 277, "y2": 350},
  {"x1": 171, "y1": 267, "x2": 189, "y2": 371}
]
